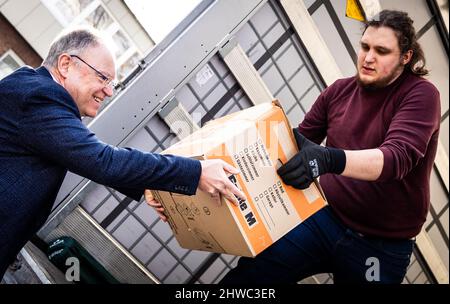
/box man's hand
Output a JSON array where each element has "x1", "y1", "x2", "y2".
[
  {"x1": 277, "y1": 129, "x2": 346, "y2": 189},
  {"x1": 144, "y1": 160, "x2": 245, "y2": 223},
  {"x1": 145, "y1": 190, "x2": 167, "y2": 222},
  {"x1": 198, "y1": 159, "x2": 246, "y2": 206}
]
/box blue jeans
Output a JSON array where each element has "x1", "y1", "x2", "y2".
[{"x1": 220, "y1": 206, "x2": 414, "y2": 284}]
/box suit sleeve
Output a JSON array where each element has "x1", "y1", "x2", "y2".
[
  {"x1": 19, "y1": 89, "x2": 201, "y2": 197},
  {"x1": 110, "y1": 186, "x2": 146, "y2": 202}
]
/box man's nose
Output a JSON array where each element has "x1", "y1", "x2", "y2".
[
  {"x1": 365, "y1": 49, "x2": 376, "y2": 63},
  {"x1": 103, "y1": 85, "x2": 114, "y2": 97}
]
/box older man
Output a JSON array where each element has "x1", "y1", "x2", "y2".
[{"x1": 0, "y1": 28, "x2": 244, "y2": 278}]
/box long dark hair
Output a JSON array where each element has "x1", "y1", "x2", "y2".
[{"x1": 365, "y1": 10, "x2": 429, "y2": 76}]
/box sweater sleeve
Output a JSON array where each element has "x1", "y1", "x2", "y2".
[
  {"x1": 297, "y1": 87, "x2": 330, "y2": 144},
  {"x1": 377, "y1": 81, "x2": 440, "y2": 181},
  {"x1": 20, "y1": 88, "x2": 202, "y2": 196}
]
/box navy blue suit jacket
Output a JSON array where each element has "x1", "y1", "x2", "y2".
[{"x1": 0, "y1": 66, "x2": 201, "y2": 275}]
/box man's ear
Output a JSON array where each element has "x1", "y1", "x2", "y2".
[
  {"x1": 402, "y1": 50, "x2": 413, "y2": 65},
  {"x1": 57, "y1": 53, "x2": 71, "y2": 78}
]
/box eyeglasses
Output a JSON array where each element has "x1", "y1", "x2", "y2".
[{"x1": 70, "y1": 54, "x2": 117, "y2": 89}]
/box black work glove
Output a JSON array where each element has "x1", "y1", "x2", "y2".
[{"x1": 277, "y1": 129, "x2": 346, "y2": 189}]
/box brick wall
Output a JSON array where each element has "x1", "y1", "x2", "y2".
[{"x1": 0, "y1": 13, "x2": 42, "y2": 67}]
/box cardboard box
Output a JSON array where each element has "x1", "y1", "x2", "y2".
[{"x1": 152, "y1": 101, "x2": 327, "y2": 257}]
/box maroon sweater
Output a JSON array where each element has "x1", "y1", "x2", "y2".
[{"x1": 299, "y1": 71, "x2": 441, "y2": 239}]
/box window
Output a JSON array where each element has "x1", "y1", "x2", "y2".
[
  {"x1": 117, "y1": 51, "x2": 141, "y2": 80},
  {"x1": 84, "y1": 5, "x2": 113, "y2": 30},
  {"x1": 112, "y1": 30, "x2": 131, "y2": 59},
  {"x1": 0, "y1": 50, "x2": 24, "y2": 80},
  {"x1": 43, "y1": 0, "x2": 93, "y2": 26}
]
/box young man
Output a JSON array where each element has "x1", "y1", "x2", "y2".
[
  {"x1": 215, "y1": 10, "x2": 440, "y2": 284},
  {"x1": 0, "y1": 28, "x2": 245, "y2": 279}
]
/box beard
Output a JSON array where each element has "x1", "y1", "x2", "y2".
[{"x1": 356, "y1": 62, "x2": 405, "y2": 90}]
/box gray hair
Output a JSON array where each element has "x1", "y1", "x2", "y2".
[{"x1": 42, "y1": 28, "x2": 103, "y2": 68}]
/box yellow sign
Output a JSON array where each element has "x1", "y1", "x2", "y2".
[{"x1": 346, "y1": 0, "x2": 365, "y2": 21}]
